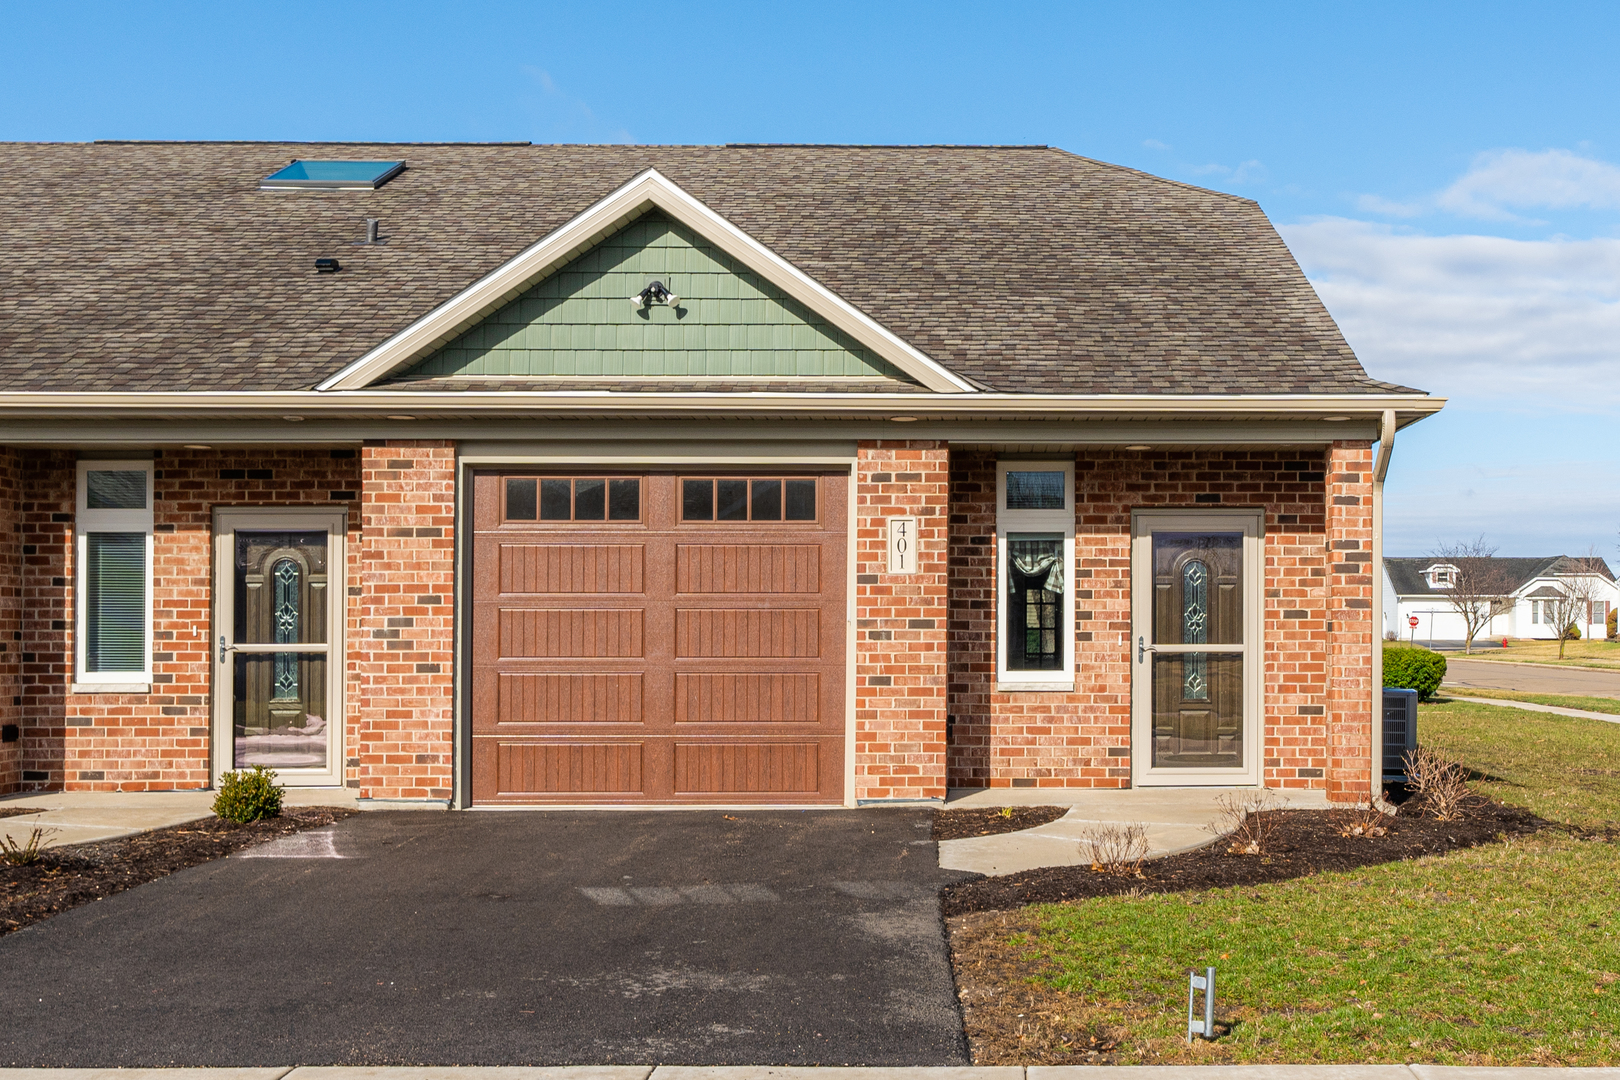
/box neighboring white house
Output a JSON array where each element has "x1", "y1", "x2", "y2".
[{"x1": 1383, "y1": 556, "x2": 1619, "y2": 644}]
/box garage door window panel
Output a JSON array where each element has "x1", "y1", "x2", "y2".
[
  {"x1": 504, "y1": 476, "x2": 641, "y2": 524},
  {"x1": 681, "y1": 478, "x2": 818, "y2": 523}
]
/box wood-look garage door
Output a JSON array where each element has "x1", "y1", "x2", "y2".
[{"x1": 470, "y1": 471, "x2": 847, "y2": 805}]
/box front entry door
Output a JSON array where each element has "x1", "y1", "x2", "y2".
[
  {"x1": 213, "y1": 508, "x2": 347, "y2": 788},
  {"x1": 1131, "y1": 510, "x2": 1262, "y2": 786}
]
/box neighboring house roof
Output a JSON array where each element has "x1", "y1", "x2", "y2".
[
  {"x1": 1385, "y1": 556, "x2": 1616, "y2": 598},
  {"x1": 0, "y1": 141, "x2": 1418, "y2": 397}
]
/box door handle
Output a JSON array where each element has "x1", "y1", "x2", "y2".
[
  {"x1": 1137, "y1": 636, "x2": 1157, "y2": 663},
  {"x1": 218, "y1": 636, "x2": 236, "y2": 664}
]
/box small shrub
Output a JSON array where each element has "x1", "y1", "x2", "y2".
[
  {"x1": 1404, "y1": 746, "x2": 1470, "y2": 821},
  {"x1": 1383, "y1": 645, "x2": 1447, "y2": 700},
  {"x1": 1607, "y1": 607, "x2": 1617, "y2": 640},
  {"x1": 1080, "y1": 822, "x2": 1149, "y2": 876},
  {"x1": 1, "y1": 826, "x2": 55, "y2": 866},
  {"x1": 1330, "y1": 801, "x2": 1390, "y2": 838},
  {"x1": 212, "y1": 765, "x2": 284, "y2": 823},
  {"x1": 1563, "y1": 622, "x2": 1581, "y2": 641},
  {"x1": 1207, "y1": 789, "x2": 1283, "y2": 855}
]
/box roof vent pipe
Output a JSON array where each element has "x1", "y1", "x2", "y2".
[{"x1": 365, "y1": 218, "x2": 379, "y2": 245}]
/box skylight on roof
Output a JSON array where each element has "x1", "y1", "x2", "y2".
[{"x1": 259, "y1": 160, "x2": 405, "y2": 191}]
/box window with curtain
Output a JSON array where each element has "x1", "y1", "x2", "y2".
[
  {"x1": 77, "y1": 462, "x2": 153, "y2": 682},
  {"x1": 997, "y1": 461, "x2": 1074, "y2": 685}
]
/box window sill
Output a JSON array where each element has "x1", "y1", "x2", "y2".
[
  {"x1": 996, "y1": 680, "x2": 1076, "y2": 694},
  {"x1": 70, "y1": 682, "x2": 152, "y2": 695}
]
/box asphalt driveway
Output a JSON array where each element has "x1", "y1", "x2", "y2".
[{"x1": 0, "y1": 808, "x2": 970, "y2": 1067}]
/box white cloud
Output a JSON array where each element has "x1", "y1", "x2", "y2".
[
  {"x1": 518, "y1": 67, "x2": 632, "y2": 144},
  {"x1": 1142, "y1": 139, "x2": 1171, "y2": 151},
  {"x1": 1438, "y1": 148, "x2": 1620, "y2": 219},
  {"x1": 1354, "y1": 193, "x2": 1423, "y2": 218},
  {"x1": 1355, "y1": 148, "x2": 1620, "y2": 222},
  {"x1": 1189, "y1": 158, "x2": 1267, "y2": 185},
  {"x1": 1278, "y1": 217, "x2": 1620, "y2": 408}
]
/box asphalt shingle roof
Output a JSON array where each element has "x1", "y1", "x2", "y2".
[
  {"x1": 0, "y1": 142, "x2": 1414, "y2": 396},
  {"x1": 1385, "y1": 556, "x2": 1614, "y2": 597}
]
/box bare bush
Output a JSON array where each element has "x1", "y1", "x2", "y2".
[
  {"x1": 1, "y1": 826, "x2": 55, "y2": 866},
  {"x1": 1404, "y1": 746, "x2": 1471, "y2": 821},
  {"x1": 1207, "y1": 789, "x2": 1284, "y2": 855},
  {"x1": 1080, "y1": 821, "x2": 1149, "y2": 877},
  {"x1": 1329, "y1": 801, "x2": 1391, "y2": 838}
]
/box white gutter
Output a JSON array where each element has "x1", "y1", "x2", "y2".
[
  {"x1": 0, "y1": 390, "x2": 1446, "y2": 421},
  {"x1": 1371, "y1": 408, "x2": 1396, "y2": 804}
]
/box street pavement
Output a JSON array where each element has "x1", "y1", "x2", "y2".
[
  {"x1": 0, "y1": 810, "x2": 971, "y2": 1067},
  {"x1": 1443, "y1": 657, "x2": 1620, "y2": 698}
]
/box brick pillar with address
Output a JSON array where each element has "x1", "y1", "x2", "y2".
[
  {"x1": 355, "y1": 442, "x2": 457, "y2": 802},
  {"x1": 1326, "y1": 440, "x2": 1375, "y2": 802},
  {"x1": 853, "y1": 440, "x2": 950, "y2": 801}
]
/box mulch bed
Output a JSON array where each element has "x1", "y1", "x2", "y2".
[
  {"x1": 0, "y1": 806, "x2": 356, "y2": 937},
  {"x1": 934, "y1": 805, "x2": 1070, "y2": 841},
  {"x1": 0, "y1": 807, "x2": 52, "y2": 820},
  {"x1": 942, "y1": 797, "x2": 1544, "y2": 917}
]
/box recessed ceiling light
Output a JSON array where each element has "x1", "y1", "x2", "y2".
[
  {"x1": 890, "y1": 415, "x2": 919, "y2": 422},
  {"x1": 386, "y1": 414, "x2": 417, "y2": 421},
  {"x1": 183, "y1": 444, "x2": 212, "y2": 450},
  {"x1": 282, "y1": 415, "x2": 305, "y2": 422},
  {"x1": 1125, "y1": 444, "x2": 1152, "y2": 451},
  {"x1": 1324, "y1": 415, "x2": 1352, "y2": 422}
]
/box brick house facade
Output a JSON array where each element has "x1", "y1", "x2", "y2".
[{"x1": 0, "y1": 143, "x2": 1439, "y2": 807}]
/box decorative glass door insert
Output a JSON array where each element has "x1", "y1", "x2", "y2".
[
  {"x1": 1131, "y1": 512, "x2": 1261, "y2": 785},
  {"x1": 214, "y1": 510, "x2": 345, "y2": 786}
]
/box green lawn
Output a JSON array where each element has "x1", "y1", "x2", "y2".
[
  {"x1": 1421, "y1": 699, "x2": 1620, "y2": 828},
  {"x1": 1436, "y1": 688, "x2": 1620, "y2": 716},
  {"x1": 992, "y1": 699, "x2": 1620, "y2": 1067},
  {"x1": 1454, "y1": 639, "x2": 1620, "y2": 670}
]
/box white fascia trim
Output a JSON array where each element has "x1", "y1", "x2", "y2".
[
  {"x1": 315, "y1": 168, "x2": 976, "y2": 395},
  {"x1": 0, "y1": 391, "x2": 1447, "y2": 421}
]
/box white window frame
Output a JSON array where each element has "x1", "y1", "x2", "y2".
[
  {"x1": 74, "y1": 460, "x2": 155, "y2": 689},
  {"x1": 995, "y1": 460, "x2": 1076, "y2": 692}
]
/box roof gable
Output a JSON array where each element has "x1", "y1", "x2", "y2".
[
  {"x1": 395, "y1": 210, "x2": 910, "y2": 384},
  {"x1": 320, "y1": 167, "x2": 973, "y2": 393}
]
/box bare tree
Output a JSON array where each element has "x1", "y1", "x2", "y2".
[
  {"x1": 1539, "y1": 578, "x2": 1585, "y2": 660},
  {"x1": 1558, "y1": 548, "x2": 1612, "y2": 657},
  {"x1": 1429, "y1": 538, "x2": 1516, "y2": 654}
]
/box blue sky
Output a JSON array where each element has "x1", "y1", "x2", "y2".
[{"x1": 4, "y1": 1, "x2": 1616, "y2": 558}]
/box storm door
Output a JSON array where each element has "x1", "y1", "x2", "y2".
[
  {"x1": 1130, "y1": 510, "x2": 1261, "y2": 786},
  {"x1": 213, "y1": 508, "x2": 347, "y2": 787}
]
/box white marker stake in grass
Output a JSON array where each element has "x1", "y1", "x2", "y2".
[{"x1": 1188, "y1": 966, "x2": 1216, "y2": 1042}]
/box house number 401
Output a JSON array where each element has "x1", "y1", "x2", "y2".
[{"x1": 887, "y1": 516, "x2": 919, "y2": 574}]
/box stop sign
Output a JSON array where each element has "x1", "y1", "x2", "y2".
[{"x1": 1408, "y1": 615, "x2": 1419, "y2": 628}]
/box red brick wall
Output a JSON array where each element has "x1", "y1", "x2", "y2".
[
  {"x1": 947, "y1": 447, "x2": 1368, "y2": 794},
  {"x1": 12, "y1": 448, "x2": 361, "y2": 792},
  {"x1": 0, "y1": 449, "x2": 20, "y2": 793},
  {"x1": 853, "y1": 441, "x2": 949, "y2": 800},
  {"x1": 353, "y1": 442, "x2": 456, "y2": 802},
  {"x1": 1326, "y1": 441, "x2": 1375, "y2": 801}
]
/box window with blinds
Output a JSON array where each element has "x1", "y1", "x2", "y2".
[{"x1": 76, "y1": 461, "x2": 154, "y2": 683}]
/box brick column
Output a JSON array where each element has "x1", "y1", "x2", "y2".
[
  {"x1": 0, "y1": 449, "x2": 19, "y2": 793},
  {"x1": 853, "y1": 440, "x2": 949, "y2": 801},
  {"x1": 355, "y1": 442, "x2": 456, "y2": 802},
  {"x1": 1326, "y1": 441, "x2": 1375, "y2": 802}
]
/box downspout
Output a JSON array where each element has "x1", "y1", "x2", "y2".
[{"x1": 1371, "y1": 409, "x2": 1397, "y2": 804}]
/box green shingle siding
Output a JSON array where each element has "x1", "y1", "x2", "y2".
[{"x1": 403, "y1": 211, "x2": 907, "y2": 382}]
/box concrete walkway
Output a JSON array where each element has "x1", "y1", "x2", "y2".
[
  {"x1": 0, "y1": 787, "x2": 358, "y2": 848},
  {"x1": 1444, "y1": 694, "x2": 1620, "y2": 725},
  {"x1": 1, "y1": 1064, "x2": 1615, "y2": 1079},
  {"x1": 937, "y1": 787, "x2": 1329, "y2": 876}
]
